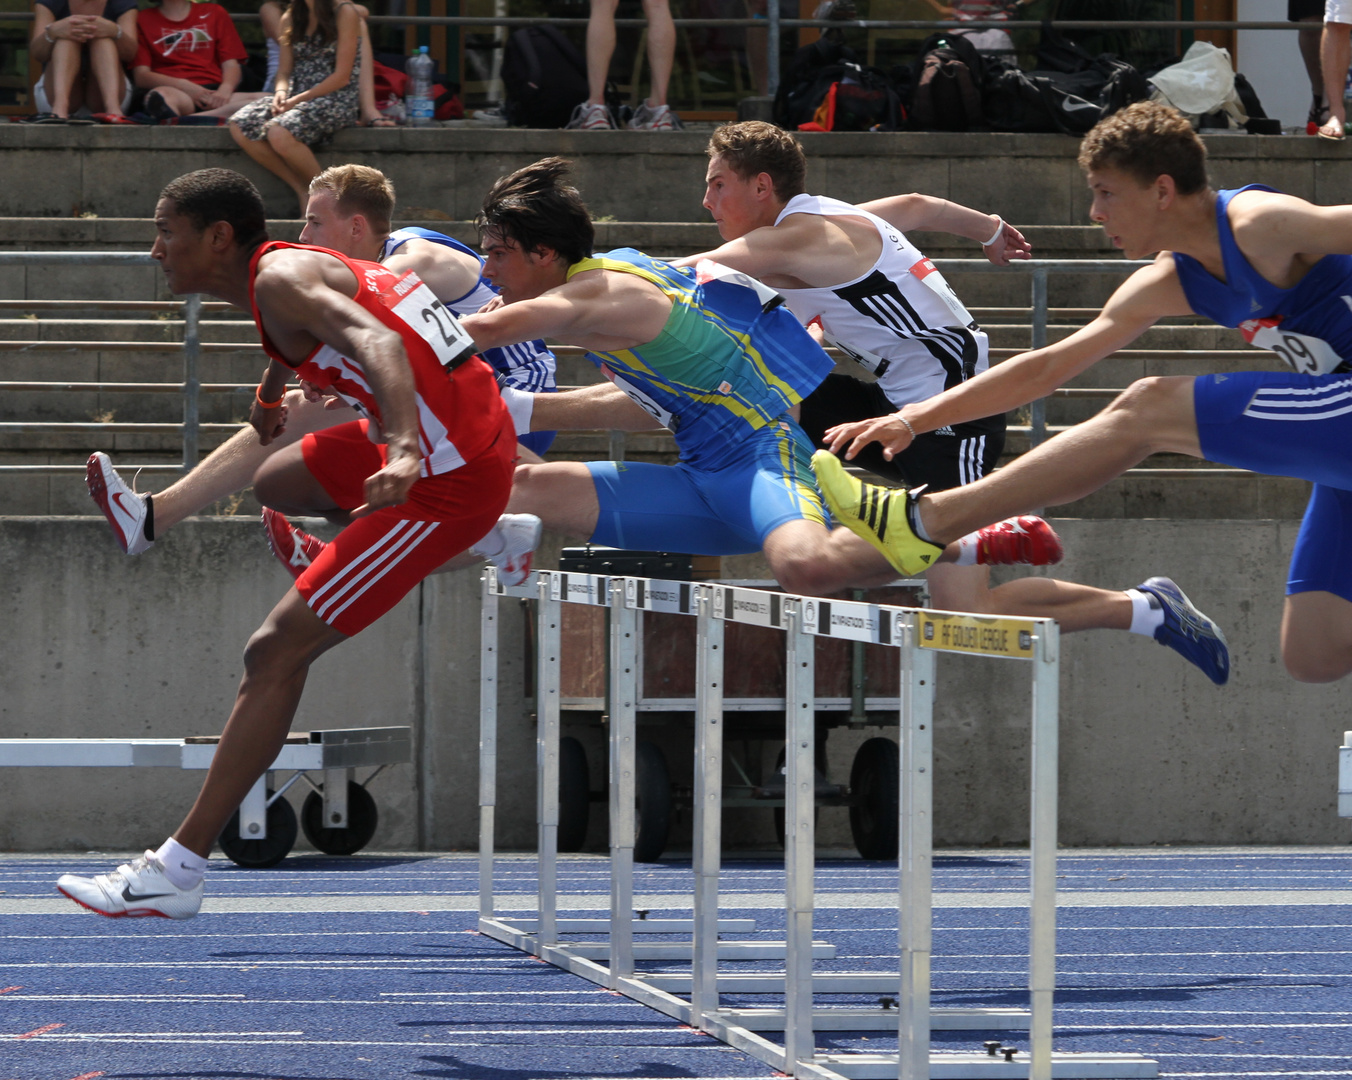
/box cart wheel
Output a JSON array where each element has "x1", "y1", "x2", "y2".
[
  {"x1": 300, "y1": 781, "x2": 379, "y2": 856},
  {"x1": 849, "y1": 737, "x2": 899, "y2": 860},
  {"x1": 633, "y1": 740, "x2": 671, "y2": 863},
  {"x1": 558, "y1": 736, "x2": 590, "y2": 852},
  {"x1": 772, "y1": 743, "x2": 826, "y2": 849},
  {"x1": 219, "y1": 791, "x2": 298, "y2": 868}
]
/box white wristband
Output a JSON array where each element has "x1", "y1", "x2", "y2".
[
  {"x1": 982, "y1": 216, "x2": 1004, "y2": 247},
  {"x1": 499, "y1": 384, "x2": 535, "y2": 436},
  {"x1": 897, "y1": 414, "x2": 917, "y2": 441}
]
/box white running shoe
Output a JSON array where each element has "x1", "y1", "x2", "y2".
[
  {"x1": 487, "y1": 513, "x2": 542, "y2": 586},
  {"x1": 628, "y1": 100, "x2": 682, "y2": 130},
  {"x1": 565, "y1": 101, "x2": 615, "y2": 130},
  {"x1": 86, "y1": 452, "x2": 154, "y2": 554},
  {"x1": 56, "y1": 851, "x2": 203, "y2": 920}
]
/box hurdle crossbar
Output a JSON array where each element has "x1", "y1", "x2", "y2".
[{"x1": 478, "y1": 570, "x2": 1157, "y2": 1079}]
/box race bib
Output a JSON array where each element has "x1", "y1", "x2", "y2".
[
  {"x1": 695, "y1": 258, "x2": 786, "y2": 312},
  {"x1": 823, "y1": 329, "x2": 891, "y2": 377},
  {"x1": 1240, "y1": 316, "x2": 1346, "y2": 376},
  {"x1": 389, "y1": 276, "x2": 478, "y2": 370},
  {"x1": 908, "y1": 257, "x2": 976, "y2": 328},
  {"x1": 605, "y1": 367, "x2": 677, "y2": 431}
]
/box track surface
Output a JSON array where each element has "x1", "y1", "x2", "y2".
[{"x1": 4, "y1": 847, "x2": 1352, "y2": 1079}]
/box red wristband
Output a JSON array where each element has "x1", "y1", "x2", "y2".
[{"x1": 255, "y1": 386, "x2": 285, "y2": 409}]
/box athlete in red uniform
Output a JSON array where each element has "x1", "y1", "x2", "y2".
[{"x1": 55, "y1": 168, "x2": 513, "y2": 920}]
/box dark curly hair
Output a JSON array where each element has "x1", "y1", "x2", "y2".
[
  {"x1": 1078, "y1": 101, "x2": 1209, "y2": 196},
  {"x1": 476, "y1": 157, "x2": 594, "y2": 267},
  {"x1": 160, "y1": 168, "x2": 269, "y2": 251}
]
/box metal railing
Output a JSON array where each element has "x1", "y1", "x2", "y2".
[{"x1": 1, "y1": 251, "x2": 1261, "y2": 479}]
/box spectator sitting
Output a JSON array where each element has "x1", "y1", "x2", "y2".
[
  {"x1": 133, "y1": 0, "x2": 267, "y2": 123},
  {"x1": 566, "y1": 0, "x2": 681, "y2": 131},
  {"x1": 27, "y1": 0, "x2": 138, "y2": 124},
  {"x1": 228, "y1": 0, "x2": 362, "y2": 213}
]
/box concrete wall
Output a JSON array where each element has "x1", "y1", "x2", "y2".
[
  {"x1": 4, "y1": 126, "x2": 1352, "y2": 225},
  {"x1": 1, "y1": 515, "x2": 1347, "y2": 854}
]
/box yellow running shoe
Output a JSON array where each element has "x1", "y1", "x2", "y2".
[{"x1": 811, "y1": 449, "x2": 944, "y2": 576}]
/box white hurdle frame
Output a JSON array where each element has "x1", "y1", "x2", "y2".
[{"x1": 478, "y1": 570, "x2": 1157, "y2": 1080}]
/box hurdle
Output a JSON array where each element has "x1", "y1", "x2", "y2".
[{"x1": 478, "y1": 570, "x2": 1157, "y2": 1079}]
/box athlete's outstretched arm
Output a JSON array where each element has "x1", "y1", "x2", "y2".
[
  {"x1": 823, "y1": 256, "x2": 1190, "y2": 461},
  {"x1": 531, "y1": 382, "x2": 665, "y2": 431},
  {"x1": 858, "y1": 193, "x2": 1031, "y2": 265}
]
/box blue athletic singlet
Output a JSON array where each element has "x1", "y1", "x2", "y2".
[
  {"x1": 1181, "y1": 186, "x2": 1352, "y2": 601},
  {"x1": 566, "y1": 249, "x2": 834, "y2": 470},
  {"x1": 568, "y1": 249, "x2": 833, "y2": 553},
  {"x1": 384, "y1": 227, "x2": 557, "y2": 454}
]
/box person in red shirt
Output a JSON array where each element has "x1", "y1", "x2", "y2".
[
  {"x1": 132, "y1": 0, "x2": 265, "y2": 120},
  {"x1": 54, "y1": 168, "x2": 515, "y2": 920}
]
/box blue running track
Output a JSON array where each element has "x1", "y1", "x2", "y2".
[{"x1": 4, "y1": 847, "x2": 1352, "y2": 1079}]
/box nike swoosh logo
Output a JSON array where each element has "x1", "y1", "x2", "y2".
[
  {"x1": 111, "y1": 491, "x2": 136, "y2": 520},
  {"x1": 122, "y1": 886, "x2": 175, "y2": 902}
]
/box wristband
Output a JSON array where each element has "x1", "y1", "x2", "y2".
[
  {"x1": 981, "y1": 216, "x2": 1004, "y2": 247},
  {"x1": 255, "y1": 386, "x2": 285, "y2": 409},
  {"x1": 44, "y1": 26, "x2": 54, "y2": 42},
  {"x1": 897, "y1": 414, "x2": 917, "y2": 441}
]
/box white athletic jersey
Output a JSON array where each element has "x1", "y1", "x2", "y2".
[{"x1": 773, "y1": 193, "x2": 990, "y2": 409}]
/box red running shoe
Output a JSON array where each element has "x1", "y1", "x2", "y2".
[
  {"x1": 973, "y1": 516, "x2": 1063, "y2": 566},
  {"x1": 262, "y1": 508, "x2": 327, "y2": 580}
]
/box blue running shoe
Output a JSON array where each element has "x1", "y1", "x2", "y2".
[{"x1": 1136, "y1": 577, "x2": 1229, "y2": 685}]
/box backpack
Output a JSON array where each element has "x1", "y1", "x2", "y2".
[
  {"x1": 794, "y1": 62, "x2": 903, "y2": 132},
  {"x1": 501, "y1": 25, "x2": 590, "y2": 129},
  {"x1": 908, "y1": 32, "x2": 984, "y2": 131}
]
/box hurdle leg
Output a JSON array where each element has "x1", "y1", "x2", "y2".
[
  {"x1": 898, "y1": 612, "x2": 935, "y2": 1080},
  {"x1": 783, "y1": 603, "x2": 816, "y2": 1069},
  {"x1": 609, "y1": 586, "x2": 639, "y2": 985},
  {"x1": 479, "y1": 572, "x2": 499, "y2": 923},
  {"x1": 1029, "y1": 622, "x2": 1061, "y2": 1080},
  {"x1": 536, "y1": 580, "x2": 562, "y2": 949},
  {"x1": 691, "y1": 585, "x2": 725, "y2": 1027}
]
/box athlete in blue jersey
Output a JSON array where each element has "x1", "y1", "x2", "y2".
[
  {"x1": 816, "y1": 99, "x2": 1352, "y2": 685},
  {"x1": 87, "y1": 164, "x2": 549, "y2": 582},
  {"x1": 455, "y1": 157, "x2": 1057, "y2": 595}
]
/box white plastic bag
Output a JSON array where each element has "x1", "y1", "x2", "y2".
[{"x1": 1148, "y1": 40, "x2": 1248, "y2": 128}]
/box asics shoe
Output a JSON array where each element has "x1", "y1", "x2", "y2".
[
  {"x1": 1136, "y1": 576, "x2": 1230, "y2": 686},
  {"x1": 628, "y1": 101, "x2": 682, "y2": 130},
  {"x1": 565, "y1": 102, "x2": 615, "y2": 130},
  {"x1": 56, "y1": 851, "x2": 203, "y2": 919},
  {"x1": 972, "y1": 516, "x2": 1064, "y2": 566},
  {"x1": 262, "y1": 508, "x2": 327, "y2": 580},
  {"x1": 811, "y1": 450, "x2": 943, "y2": 576},
  {"x1": 487, "y1": 513, "x2": 543, "y2": 587},
  {"x1": 86, "y1": 452, "x2": 154, "y2": 554}
]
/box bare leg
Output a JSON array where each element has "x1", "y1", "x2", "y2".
[
  {"x1": 230, "y1": 121, "x2": 313, "y2": 207},
  {"x1": 265, "y1": 124, "x2": 324, "y2": 210},
  {"x1": 151, "y1": 394, "x2": 353, "y2": 534},
  {"x1": 252, "y1": 441, "x2": 347, "y2": 522},
  {"x1": 763, "y1": 518, "x2": 901, "y2": 595},
  {"x1": 585, "y1": 0, "x2": 621, "y2": 104},
  {"x1": 917, "y1": 377, "x2": 1201, "y2": 544},
  {"x1": 641, "y1": 0, "x2": 675, "y2": 106},
  {"x1": 744, "y1": 0, "x2": 768, "y2": 96},
  {"x1": 927, "y1": 562, "x2": 1132, "y2": 633},
  {"x1": 86, "y1": 36, "x2": 126, "y2": 115},
  {"x1": 173, "y1": 589, "x2": 346, "y2": 855},
  {"x1": 505, "y1": 460, "x2": 600, "y2": 536},
  {"x1": 197, "y1": 92, "x2": 269, "y2": 119},
  {"x1": 42, "y1": 40, "x2": 83, "y2": 117},
  {"x1": 1299, "y1": 15, "x2": 1325, "y2": 101},
  {"x1": 1281, "y1": 591, "x2": 1352, "y2": 682},
  {"x1": 1320, "y1": 21, "x2": 1351, "y2": 137}
]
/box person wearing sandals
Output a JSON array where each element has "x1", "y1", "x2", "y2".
[
  {"x1": 28, "y1": 0, "x2": 138, "y2": 123},
  {"x1": 132, "y1": 0, "x2": 267, "y2": 124},
  {"x1": 1290, "y1": 0, "x2": 1329, "y2": 134},
  {"x1": 1320, "y1": 0, "x2": 1352, "y2": 140},
  {"x1": 228, "y1": 0, "x2": 361, "y2": 212}
]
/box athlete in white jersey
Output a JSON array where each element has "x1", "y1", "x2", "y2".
[{"x1": 675, "y1": 121, "x2": 1228, "y2": 684}]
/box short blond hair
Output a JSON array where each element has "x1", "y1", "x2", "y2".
[
  {"x1": 707, "y1": 121, "x2": 806, "y2": 201},
  {"x1": 309, "y1": 164, "x2": 396, "y2": 231},
  {"x1": 1078, "y1": 101, "x2": 1209, "y2": 196}
]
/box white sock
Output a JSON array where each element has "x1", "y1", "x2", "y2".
[
  {"x1": 1125, "y1": 589, "x2": 1164, "y2": 637},
  {"x1": 470, "y1": 524, "x2": 504, "y2": 558},
  {"x1": 155, "y1": 837, "x2": 208, "y2": 890},
  {"x1": 951, "y1": 532, "x2": 980, "y2": 566}
]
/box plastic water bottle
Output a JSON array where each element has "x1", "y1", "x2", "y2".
[{"x1": 407, "y1": 46, "x2": 435, "y2": 127}]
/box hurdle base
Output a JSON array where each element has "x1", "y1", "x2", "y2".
[{"x1": 815, "y1": 1051, "x2": 1159, "y2": 1078}]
